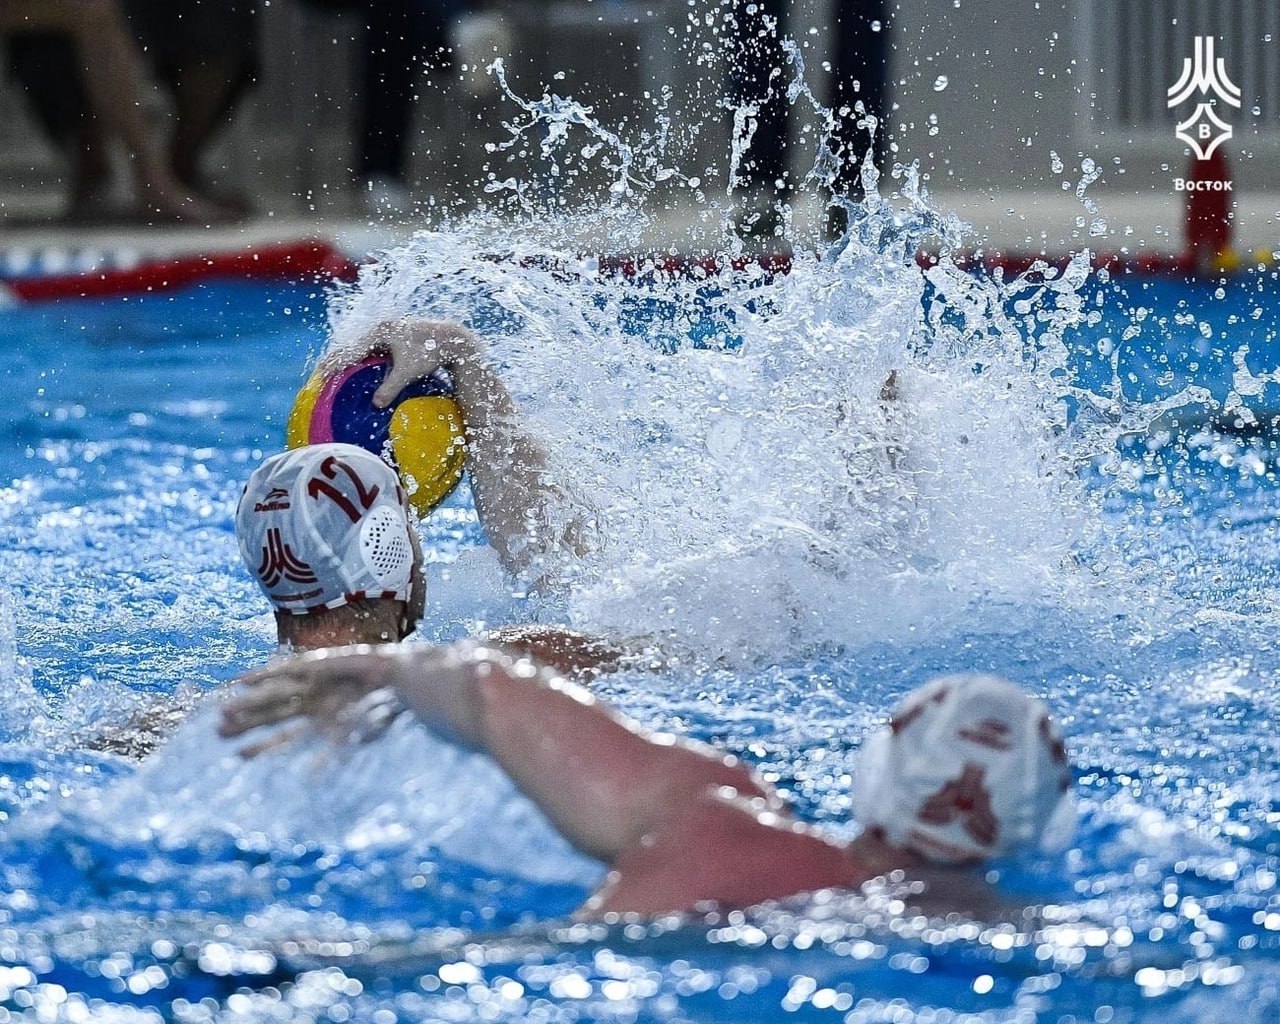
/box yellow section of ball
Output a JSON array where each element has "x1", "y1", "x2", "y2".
[
  {"x1": 390, "y1": 395, "x2": 468, "y2": 516},
  {"x1": 286, "y1": 371, "x2": 325, "y2": 449}
]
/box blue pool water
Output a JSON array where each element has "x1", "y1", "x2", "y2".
[{"x1": 0, "y1": 246, "x2": 1277, "y2": 1024}]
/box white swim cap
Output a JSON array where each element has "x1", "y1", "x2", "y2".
[
  {"x1": 851, "y1": 675, "x2": 1075, "y2": 863},
  {"x1": 236, "y1": 444, "x2": 416, "y2": 615}
]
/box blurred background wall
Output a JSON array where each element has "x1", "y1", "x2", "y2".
[{"x1": 0, "y1": 0, "x2": 1274, "y2": 222}]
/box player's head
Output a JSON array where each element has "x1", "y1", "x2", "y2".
[
  {"x1": 852, "y1": 674, "x2": 1075, "y2": 863},
  {"x1": 235, "y1": 444, "x2": 425, "y2": 643}
]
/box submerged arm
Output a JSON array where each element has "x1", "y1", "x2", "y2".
[{"x1": 481, "y1": 624, "x2": 632, "y2": 678}]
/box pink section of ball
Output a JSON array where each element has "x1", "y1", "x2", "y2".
[{"x1": 308, "y1": 356, "x2": 388, "y2": 444}]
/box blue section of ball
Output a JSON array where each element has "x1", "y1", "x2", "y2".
[{"x1": 329, "y1": 362, "x2": 452, "y2": 453}]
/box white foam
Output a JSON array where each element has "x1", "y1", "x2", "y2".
[
  {"x1": 317, "y1": 193, "x2": 1113, "y2": 666},
  {"x1": 65, "y1": 701, "x2": 604, "y2": 889},
  {"x1": 0, "y1": 589, "x2": 50, "y2": 745}
]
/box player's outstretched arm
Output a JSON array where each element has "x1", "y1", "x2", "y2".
[
  {"x1": 323, "y1": 320, "x2": 584, "y2": 579},
  {"x1": 219, "y1": 643, "x2": 776, "y2": 862}
]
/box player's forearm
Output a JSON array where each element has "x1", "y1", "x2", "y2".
[
  {"x1": 434, "y1": 331, "x2": 559, "y2": 576},
  {"x1": 381, "y1": 644, "x2": 652, "y2": 861},
  {"x1": 378, "y1": 644, "x2": 491, "y2": 751},
  {"x1": 219, "y1": 643, "x2": 502, "y2": 758},
  {"x1": 434, "y1": 329, "x2": 520, "y2": 433}
]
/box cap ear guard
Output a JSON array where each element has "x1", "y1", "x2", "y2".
[
  {"x1": 358, "y1": 505, "x2": 414, "y2": 591},
  {"x1": 849, "y1": 728, "x2": 892, "y2": 834}
]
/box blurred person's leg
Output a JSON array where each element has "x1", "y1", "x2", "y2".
[
  {"x1": 827, "y1": 0, "x2": 889, "y2": 225},
  {"x1": 0, "y1": 0, "x2": 223, "y2": 220},
  {"x1": 359, "y1": 0, "x2": 461, "y2": 212},
  {"x1": 125, "y1": 0, "x2": 260, "y2": 197},
  {"x1": 5, "y1": 34, "x2": 114, "y2": 211},
  {"x1": 360, "y1": 0, "x2": 417, "y2": 189},
  {"x1": 727, "y1": 0, "x2": 789, "y2": 236}
]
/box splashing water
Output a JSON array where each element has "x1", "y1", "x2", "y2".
[{"x1": 324, "y1": 108, "x2": 1123, "y2": 667}]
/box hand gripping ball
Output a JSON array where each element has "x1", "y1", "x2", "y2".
[{"x1": 286, "y1": 356, "x2": 466, "y2": 517}]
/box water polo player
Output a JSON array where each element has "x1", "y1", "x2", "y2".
[
  {"x1": 86, "y1": 437, "x2": 612, "y2": 760},
  {"x1": 221, "y1": 647, "x2": 1075, "y2": 917},
  {"x1": 244, "y1": 318, "x2": 616, "y2": 672},
  {"x1": 236, "y1": 442, "x2": 621, "y2": 676},
  {"x1": 293, "y1": 320, "x2": 592, "y2": 582}
]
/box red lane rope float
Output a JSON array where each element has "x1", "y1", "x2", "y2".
[
  {"x1": 596, "y1": 247, "x2": 1243, "y2": 282},
  {"x1": 4, "y1": 225, "x2": 1254, "y2": 308},
  {"x1": 598, "y1": 248, "x2": 1219, "y2": 280},
  {"x1": 597, "y1": 252, "x2": 794, "y2": 278},
  {"x1": 918, "y1": 249, "x2": 1203, "y2": 277},
  {"x1": 5, "y1": 240, "x2": 359, "y2": 303}
]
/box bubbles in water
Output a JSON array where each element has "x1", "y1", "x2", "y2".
[{"x1": 932, "y1": 75, "x2": 949, "y2": 92}]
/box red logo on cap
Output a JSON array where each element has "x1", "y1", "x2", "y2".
[
  {"x1": 257, "y1": 526, "x2": 318, "y2": 587},
  {"x1": 917, "y1": 763, "x2": 998, "y2": 848}
]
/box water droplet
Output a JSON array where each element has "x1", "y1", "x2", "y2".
[
  {"x1": 1252, "y1": 105, "x2": 1262, "y2": 116},
  {"x1": 1050, "y1": 151, "x2": 1064, "y2": 173},
  {"x1": 870, "y1": 20, "x2": 882, "y2": 31},
  {"x1": 933, "y1": 75, "x2": 949, "y2": 92}
]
